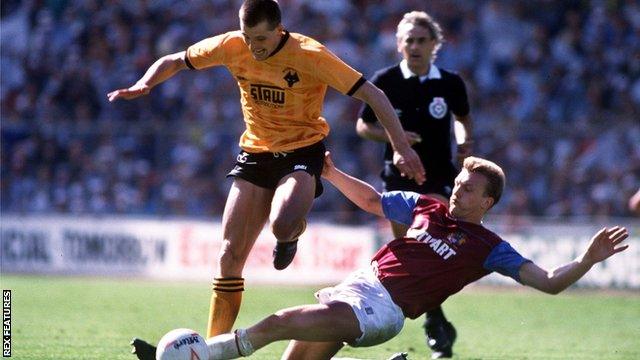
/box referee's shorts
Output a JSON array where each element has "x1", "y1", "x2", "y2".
[{"x1": 382, "y1": 161, "x2": 456, "y2": 199}]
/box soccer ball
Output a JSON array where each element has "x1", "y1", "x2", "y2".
[{"x1": 156, "y1": 328, "x2": 209, "y2": 360}]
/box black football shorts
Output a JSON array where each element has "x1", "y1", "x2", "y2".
[
  {"x1": 227, "y1": 141, "x2": 326, "y2": 198},
  {"x1": 382, "y1": 161, "x2": 456, "y2": 199}
]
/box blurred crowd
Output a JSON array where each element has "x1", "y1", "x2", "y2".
[{"x1": 2, "y1": 0, "x2": 639, "y2": 222}]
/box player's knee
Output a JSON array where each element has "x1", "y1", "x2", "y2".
[
  {"x1": 269, "y1": 309, "x2": 300, "y2": 330},
  {"x1": 270, "y1": 219, "x2": 299, "y2": 241},
  {"x1": 256, "y1": 312, "x2": 293, "y2": 338}
]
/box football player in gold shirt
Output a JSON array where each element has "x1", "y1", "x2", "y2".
[{"x1": 108, "y1": 1, "x2": 425, "y2": 356}]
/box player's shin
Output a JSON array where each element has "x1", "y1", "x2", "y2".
[
  {"x1": 206, "y1": 329, "x2": 255, "y2": 360},
  {"x1": 207, "y1": 278, "x2": 244, "y2": 338}
]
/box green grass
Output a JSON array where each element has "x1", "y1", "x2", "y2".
[{"x1": 2, "y1": 275, "x2": 639, "y2": 359}]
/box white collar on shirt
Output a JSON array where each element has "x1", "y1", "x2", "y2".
[{"x1": 399, "y1": 60, "x2": 441, "y2": 82}]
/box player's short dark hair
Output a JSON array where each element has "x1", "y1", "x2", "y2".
[
  {"x1": 240, "y1": 0, "x2": 281, "y2": 29},
  {"x1": 463, "y1": 156, "x2": 505, "y2": 207}
]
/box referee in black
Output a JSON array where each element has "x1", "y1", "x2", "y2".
[{"x1": 357, "y1": 11, "x2": 473, "y2": 359}]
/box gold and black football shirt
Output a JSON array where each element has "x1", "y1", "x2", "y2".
[{"x1": 186, "y1": 30, "x2": 365, "y2": 152}]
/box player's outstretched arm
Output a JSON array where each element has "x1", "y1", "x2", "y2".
[
  {"x1": 107, "y1": 51, "x2": 188, "y2": 102},
  {"x1": 352, "y1": 81, "x2": 426, "y2": 185},
  {"x1": 519, "y1": 226, "x2": 629, "y2": 294},
  {"x1": 321, "y1": 151, "x2": 384, "y2": 217}
]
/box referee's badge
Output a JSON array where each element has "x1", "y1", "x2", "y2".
[{"x1": 429, "y1": 97, "x2": 448, "y2": 119}]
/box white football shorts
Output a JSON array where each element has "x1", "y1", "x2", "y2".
[{"x1": 315, "y1": 266, "x2": 405, "y2": 347}]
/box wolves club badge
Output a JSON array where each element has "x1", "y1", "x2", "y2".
[
  {"x1": 283, "y1": 68, "x2": 300, "y2": 87},
  {"x1": 428, "y1": 97, "x2": 447, "y2": 119}
]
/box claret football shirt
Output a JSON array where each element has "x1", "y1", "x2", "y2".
[
  {"x1": 186, "y1": 30, "x2": 365, "y2": 152},
  {"x1": 374, "y1": 191, "x2": 531, "y2": 319}
]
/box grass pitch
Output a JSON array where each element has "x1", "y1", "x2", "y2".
[{"x1": 2, "y1": 275, "x2": 639, "y2": 359}]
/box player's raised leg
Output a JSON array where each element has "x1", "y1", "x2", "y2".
[
  {"x1": 270, "y1": 171, "x2": 316, "y2": 270},
  {"x1": 208, "y1": 178, "x2": 273, "y2": 338}
]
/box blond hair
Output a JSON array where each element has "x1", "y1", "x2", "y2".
[
  {"x1": 463, "y1": 156, "x2": 506, "y2": 206},
  {"x1": 396, "y1": 11, "x2": 444, "y2": 59}
]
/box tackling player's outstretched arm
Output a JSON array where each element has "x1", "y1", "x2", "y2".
[
  {"x1": 107, "y1": 51, "x2": 189, "y2": 102},
  {"x1": 352, "y1": 81, "x2": 426, "y2": 185},
  {"x1": 519, "y1": 226, "x2": 629, "y2": 294},
  {"x1": 321, "y1": 151, "x2": 384, "y2": 217}
]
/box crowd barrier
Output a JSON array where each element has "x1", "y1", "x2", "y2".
[{"x1": 1, "y1": 215, "x2": 638, "y2": 288}]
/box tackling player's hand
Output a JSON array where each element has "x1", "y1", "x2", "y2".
[
  {"x1": 321, "y1": 151, "x2": 336, "y2": 179},
  {"x1": 393, "y1": 147, "x2": 426, "y2": 185},
  {"x1": 582, "y1": 226, "x2": 629, "y2": 265},
  {"x1": 107, "y1": 83, "x2": 151, "y2": 102}
]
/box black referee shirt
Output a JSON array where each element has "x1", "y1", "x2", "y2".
[{"x1": 359, "y1": 62, "x2": 470, "y2": 173}]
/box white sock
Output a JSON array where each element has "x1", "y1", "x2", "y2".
[
  {"x1": 206, "y1": 333, "x2": 238, "y2": 360},
  {"x1": 206, "y1": 329, "x2": 255, "y2": 359},
  {"x1": 234, "y1": 329, "x2": 255, "y2": 356}
]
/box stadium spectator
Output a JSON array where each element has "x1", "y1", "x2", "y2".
[
  {"x1": 1, "y1": 1, "x2": 639, "y2": 219},
  {"x1": 355, "y1": 11, "x2": 473, "y2": 358},
  {"x1": 166, "y1": 152, "x2": 628, "y2": 360},
  {"x1": 108, "y1": 0, "x2": 424, "y2": 347}
]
